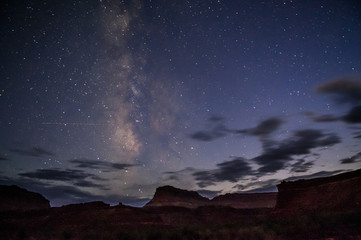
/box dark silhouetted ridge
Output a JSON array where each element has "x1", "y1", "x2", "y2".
[
  {"x1": 0, "y1": 185, "x2": 50, "y2": 211},
  {"x1": 276, "y1": 169, "x2": 361, "y2": 213},
  {"x1": 145, "y1": 185, "x2": 210, "y2": 208}
]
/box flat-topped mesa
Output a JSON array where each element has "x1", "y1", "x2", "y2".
[
  {"x1": 145, "y1": 185, "x2": 210, "y2": 208},
  {"x1": 211, "y1": 192, "x2": 277, "y2": 209},
  {"x1": 59, "y1": 201, "x2": 110, "y2": 211},
  {"x1": 276, "y1": 168, "x2": 361, "y2": 213},
  {"x1": 146, "y1": 185, "x2": 278, "y2": 209},
  {"x1": 0, "y1": 185, "x2": 50, "y2": 211}
]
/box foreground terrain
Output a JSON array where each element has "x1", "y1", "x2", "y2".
[{"x1": 1, "y1": 169, "x2": 361, "y2": 240}]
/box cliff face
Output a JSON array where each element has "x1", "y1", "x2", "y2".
[
  {"x1": 0, "y1": 185, "x2": 50, "y2": 211},
  {"x1": 146, "y1": 185, "x2": 277, "y2": 209},
  {"x1": 212, "y1": 192, "x2": 277, "y2": 209},
  {"x1": 145, "y1": 185, "x2": 210, "y2": 208},
  {"x1": 276, "y1": 169, "x2": 361, "y2": 213}
]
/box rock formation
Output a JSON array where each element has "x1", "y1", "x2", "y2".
[
  {"x1": 58, "y1": 201, "x2": 110, "y2": 210},
  {"x1": 276, "y1": 169, "x2": 361, "y2": 213},
  {"x1": 0, "y1": 185, "x2": 50, "y2": 211},
  {"x1": 145, "y1": 185, "x2": 210, "y2": 208},
  {"x1": 146, "y1": 185, "x2": 277, "y2": 209},
  {"x1": 212, "y1": 192, "x2": 277, "y2": 209}
]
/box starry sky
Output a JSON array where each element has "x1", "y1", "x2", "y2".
[{"x1": 1, "y1": 0, "x2": 361, "y2": 207}]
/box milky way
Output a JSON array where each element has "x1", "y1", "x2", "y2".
[{"x1": 1, "y1": 0, "x2": 360, "y2": 206}]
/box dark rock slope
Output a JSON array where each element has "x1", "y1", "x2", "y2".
[
  {"x1": 0, "y1": 185, "x2": 50, "y2": 211},
  {"x1": 276, "y1": 168, "x2": 361, "y2": 213},
  {"x1": 212, "y1": 192, "x2": 277, "y2": 209}
]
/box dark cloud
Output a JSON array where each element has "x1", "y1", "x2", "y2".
[
  {"x1": 342, "y1": 105, "x2": 361, "y2": 123},
  {"x1": 73, "y1": 179, "x2": 108, "y2": 189},
  {"x1": 69, "y1": 158, "x2": 136, "y2": 171},
  {"x1": 237, "y1": 117, "x2": 284, "y2": 137},
  {"x1": 306, "y1": 105, "x2": 361, "y2": 124},
  {"x1": 18, "y1": 168, "x2": 103, "y2": 184},
  {"x1": 254, "y1": 129, "x2": 341, "y2": 173},
  {"x1": 304, "y1": 112, "x2": 339, "y2": 123},
  {"x1": 340, "y1": 152, "x2": 361, "y2": 164},
  {"x1": 313, "y1": 78, "x2": 361, "y2": 125},
  {"x1": 193, "y1": 157, "x2": 252, "y2": 187},
  {"x1": 190, "y1": 116, "x2": 283, "y2": 142},
  {"x1": 353, "y1": 132, "x2": 361, "y2": 139},
  {"x1": 10, "y1": 147, "x2": 55, "y2": 158},
  {"x1": 163, "y1": 167, "x2": 196, "y2": 182},
  {"x1": 232, "y1": 179, "x2": 280, "y2": 193},
  {"x1": 0, "y1": 175, "x2": 142, "y2": 207},
  {"x1": 190, "y1": 115, "x2": 232, "y2": 141},
  {"x1": 190, "y1": 124, "x2": 229, "y2": 141},
  {"x1": 208, "y1": 115, "x2": 225, "y2": 122},
  {"x1": 191, "y1": 125, "x2": 340, "y2": 187},
  {"x1": 0, "y1": 155, "x2": 9, "y2": 161},
  {"x1": 316, "y1": 77, "x2": 361, "y2": 105},
  {"x1": 289, "y1": 159, "x2": 314, "y2": 173}
]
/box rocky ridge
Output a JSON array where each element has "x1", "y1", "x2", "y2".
[
  {"x1": 0, "y1": 185, "x2": 50, "y2": 211},
  {"x1": 146, "y1": 185, "x2": 277, "y2": 209},
  {"x1": 276, "y1": 168, "x2": 361, "y2": 213}
]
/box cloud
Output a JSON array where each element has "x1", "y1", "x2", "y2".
[
  {"x1": 311, "y1": 77, "x2": 361, "y2": 125},
  {"x1": 253, "y1": 129, "x2": 340, "y2": 173},
  {"x1": 18, "y1": 168, "x2": 108, "y2": 190},
  {"x1": 304, "y1": 112, "x2": 339, "y2": 123},
  {"x1": 190, "y1": 116, "x2": 283, "y2": 142},
  {"x1": 340, "y1": 152, "x2": 361, "y2": 164},
  {"x1": 190, "y1": 127, "x2": 228, "y2": 141},
  {"x1": 190, "y1": 115, "x2": 229, "y2": 141},
  {"x1": 0, "y1": 155, "x2": 9, "y2": 161},
  {"x1": 289, "y1": 159, "x2": 314, "y2": 173},
  {"x1": 316, "y1": 76, "x2": 361, "y2": 105},
  {"x1": 9, "y1": 147, "x2": 55, "y2": 158},
  {"x1": 305, "y1": 105, "x2": 361, "y2": 124},
  {"x1": 342, "y1": 105, "x2": 361, "y2": 123},
  {"x1": 237, "y1": 117, "x2": 284, "y2": 137},
  {"x1": 69, "y1": 158, "x2": 136, "y2": 171},
  {"x1": 0, "y1": 174, "x2": 144, "y2": 206},
  {"x1": 19, "y1": 168, "x2": 90, "y2": 181},
  {"x1": 193, "y1": 157, "x2": 252, "y2": 187},
  {"x1": 163, "y1": 167, "x2": 196, "y2": 181},
  {"x1": 233, "y1": 178, "x2": 280, "y2": 193},
  {"x1": 190, "y1": 118, "x2": 340, "y2": 187}
]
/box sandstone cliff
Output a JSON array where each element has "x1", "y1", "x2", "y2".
[
  {"x1": 276, "y1": 168, "x2": 361, "y2": 213},
  {"x1": 0, "y1": 185, "x2": 50, "y2": 211},
  {"x1": 145, "y1": 185, "x2": 210, "y2": 208},
  {"x1": 146, "y1": 185, "x2": 277, "y2": 209}
]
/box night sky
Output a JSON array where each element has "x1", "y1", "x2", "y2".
[{"x1": 1, "y1": 0, "x2": 361, "y2": 207}]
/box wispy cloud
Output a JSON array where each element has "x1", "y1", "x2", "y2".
[
  {"x1": 190, "y1": 115, "x2": 229, "y2": 141},
  {"x1": 340, "y1": 152, "x2": 361, "y2": 164},
  {"x1": 9, "y1": 147, "x2": 55, "y2": 158},
  {"x1": 236, "y1": 117, "x2": 284, "y2": 138},
  {"x1": 190, "y1": 116, "x2": 283, "y2": 142},
  {"x1": 310, "y1": 77, "x2": 361, "y2": 124},
  {"x1": 316, "y1": 76, "x2": 361, "y2": 105},
  {"x1": 69, "y1": 158, "x2": 137, "y2": 171},
  {"x1": 253, "y1": 129, "x2": 340, "y2": 174},
  {"x1": 18, "y1": 168, "x2": 108, "y2": 190},
  {"x1": 193, "y1": 157, "x2": 252, "y2": 187}
]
